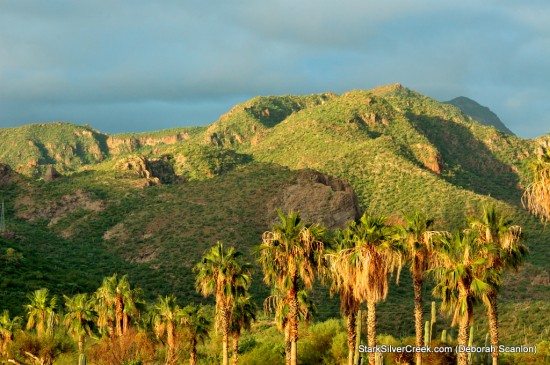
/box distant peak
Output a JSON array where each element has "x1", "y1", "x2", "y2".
[
  {"x1": 444, "y1": 97, "x2": 515, "y2": 136},
  {"x1": 447, "y1": 96, "x2": 481, "y2": 107}
]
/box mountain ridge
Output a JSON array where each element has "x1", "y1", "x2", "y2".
[{"x1": 0, "y1": 84, "x2": 549, "y2": 344}]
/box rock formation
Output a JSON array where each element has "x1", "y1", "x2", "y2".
[{"x1": 267, "y1": 169, "x2": 361, "y2": 229}]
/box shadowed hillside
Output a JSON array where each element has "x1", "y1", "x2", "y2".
[{"x1": 445, "y1": 96, "x2": 515, "y2": 135}]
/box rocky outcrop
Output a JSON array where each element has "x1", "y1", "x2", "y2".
[
  {"x1": 412, "y1": 143, "x2": 444, "y2": 174},
  {"x1": 267, "y1": 169, "x2": 361, "y2": 229},
  {"x1": 115, "y1": 154, "x2": 180, "y2": 185},
  {"x1": 0, "y1": 163, "x2": 14, "y2": 186},
  {"x1": 106, "y1": 132, "x2": 190, "y2": 155},
  {"x1": 43, "y1": 166, "x2": 61, "y2": 182}
]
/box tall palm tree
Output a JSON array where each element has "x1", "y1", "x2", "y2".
[
  {"x1": 194, "y1": 242, "x2": 252, "y2": 365},
  {"x1": 431, "y1": 230, "x2": 495, "y2": 365},
  {"x1": 324, "y1": 228, "x2": 361, "y2": 365},
  {"x1": 0, "y1": 310, "x2": 22, "y2": 357},
  {"x1": 328, "y1": 213, "x2": 401, "y2": 365},
  {"x1": 397, "y1": 211, "x2": 440, "y2": 365},
  {"x1": 181, "y1": 304, "x2": 212, "y2": 365},
  {"x1": 153, "y1": 295, "x2": 182, "y2": 365},
  {"x1": 469, "y1": 204, "x2": 528, "y2": 365},
  {"x1": 24, "y1": 288, "x2": 57, "y2": 338},
  {"x1": 522, "y1": 150, "x2": 550, "y2": 223},
  {"x1": 63, "y1": 293, "x2": 97, "y2": 355},
  {"x1": 230, "y1": 295, "x2": 256, "y2": 365},
  {"x1": 257, "y1": 210, "x2": 325, "y2": 365}
]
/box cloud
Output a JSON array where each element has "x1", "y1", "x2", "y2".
[{"x1": 0, "y1": 1, "x2": 548, "y2": 137}]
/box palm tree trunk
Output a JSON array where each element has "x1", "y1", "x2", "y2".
[
  {"x1": 222, "y1": 335, "x2": 229, "y2": 365},
  {"x1": 123, "y1": 313, "x2": 129, "y2": 334},
  {"x1": 167, "y1": 321, "x2": 175, "y2": 365},
  {"x1": 221, "y1": 306, "x2": 230, "y2": 365},
  {"x1": 366, "y1": 300, "x2": 377, "y2": 365},
  {"x1": 457, "y1": 305, "x2": 470, "y2": 365},
  {"x1": 115, "y1": 294, "x2": 123, "y2": 337},
  {"x1": 413, "y1": 271, "x2": 424, "y2": 365},
  {"x1": 38, "y1": 312, "x2": 45, "y2": 337},
  {"x1": 232, "y1": 333, "x2": 239, "y2": 365},
  {"x1": 2, "y1": 337, "x2": 8, "y2": 358},
  {"x1": 285, "y1": 323, "x2": 291, "y2": 365},
  {"x1": 487, "y1": 291, "x2": 499, "y2": 365},
  {"x1": 347, "y1": 311, "x2": 357, "y2": 365},
  {"x1": 288, "y1": 279, "x2": 299, "y2": 365},
  {"x1": 189, "y1": 337, "x2": 197, "y2": 365},
  {"x1": 108, "y1": 319, "x2": 115, "y2": 340},
  {"x1": 78, "y1": 335, "x2": 84, "y2": 354}
]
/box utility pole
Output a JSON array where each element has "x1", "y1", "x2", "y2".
[{"x1": 0, "y1": 200, "x2": 5, "y2": 233}]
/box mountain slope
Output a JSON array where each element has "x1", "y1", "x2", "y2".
[
  {"x1": 445, "y1": 96, "x2": 515, "y2": 135},
  {"x1": 1, "y1": 84, "x2": 549, "y2": 345}
]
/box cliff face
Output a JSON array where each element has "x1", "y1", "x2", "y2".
[
  {"x1": 106, "y1": 132, "x2": 191, "y2": 154},
  {"x1": 0, "y1": 123, "x2": 195, "y2": 176}
]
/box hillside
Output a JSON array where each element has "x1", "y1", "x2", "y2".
[
  {"x1": 445, "y1": 96, "x2": 515, "y2": 136},
  {"x1": 0, "y1": 122, "x2": 205, "y2": 177},
  {"x1": 0, "y1": 84, "x2": 549, "y2": 347}
]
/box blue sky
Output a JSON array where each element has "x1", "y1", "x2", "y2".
[{"x1": 0, "y1": 1, "x2": 549, "y2": 138}]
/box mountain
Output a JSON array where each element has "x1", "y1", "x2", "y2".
[
  {"x1": 0, "y1": 84, "x2": 549, "y2": 344},
  {"x1": 445, "y1": 96, "x2": 515, "y2": 135}
]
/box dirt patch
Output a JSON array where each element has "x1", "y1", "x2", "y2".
[
  {"x1": 103, "y1": 222, "x2": 127, "y2": 241},
  {"x1": 15, "y1": 189, "x2": 106, "y2": 225},
  {"x1": 130, "y1": 246, "x2": 159, "y2": 263},
  {"x1": 532, "y1": 271, "x2": 550, "y2": 286}
]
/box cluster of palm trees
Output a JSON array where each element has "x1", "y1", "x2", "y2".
[
  {"x1": 0, "y1": 275, "x2": 213, "y2": 365},
  {"x1": 254, "y1": 206, "x2": 526, "y2": 365},
  {"x1": 0, "y1": 203, "x2": 531, "y2": 365}
]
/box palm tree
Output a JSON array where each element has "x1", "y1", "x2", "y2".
[
  {"x1": 0, "y1": 310, "x2": 22, "y2": 357},
  {"x1": 95, "y1": 274, "x2": 137, "y2": 338},
  {"x1": 194, "y1": 242, "x2": 252, "y2": 365},
  {"x1": 264, "y1": 287, "x2": 316, "y2": 365},
  {"x1": 122, "y1": 286, "x2": 145, "y2": 334},
  {"x1": 63, "y1": 293, "x2": 96, "y2": 355},
  {"x1": 469, "y1": 204, "x2": 528, "y2": 365},
  {"x1": 397, "y1": 211, "x2": 441, "y2": 365},
  {"x1": 522, "y1": 150, "x2": 550, "y2": 223},
  {"x1": 24, "y1": 288, "x2": 57, "y2": 338},
  {"x1": 230, "y1": 295, "x2": 256, "y2": 365},
  {"x1": 431, "y1": 230, "x2": 495, "y2": 365},
  {"x1": 181, "y1": 304, "x2": 212, "y2": 365},
  {"x1": 324, "y1": 228, "x2": 361, "y2": 365},
  {"x1": 153, "y1": 295, "x2": 182, "y2": 365},
  {"x1": 257, "y1": 210, "x2": 325, "y2": 365},
  {"x1": 327, "y1": 213, "x2": 401, "y2": 365}
]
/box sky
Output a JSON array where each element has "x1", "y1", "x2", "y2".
[{"x1": 0, "y1": 1, "x2": 549, "y2": 138}]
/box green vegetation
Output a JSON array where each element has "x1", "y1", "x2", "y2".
[{"x1": 0, "y1": 84, "x2": 549, "y2": 364}]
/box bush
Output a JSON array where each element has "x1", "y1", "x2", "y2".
[{"x1": 87, "y1": 330, "x2": 156, "y2": 365}]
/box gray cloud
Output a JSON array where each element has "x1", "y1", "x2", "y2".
[{"x1": 0, "y1": 1, "x2": 548, "y2": 137}]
